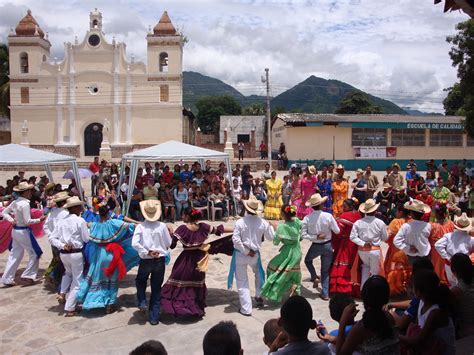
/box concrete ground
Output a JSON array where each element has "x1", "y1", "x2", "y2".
[{"x1": 0, "y1": 168, "x2": 386, "y2": 354}]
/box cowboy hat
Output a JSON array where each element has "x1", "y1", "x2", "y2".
[
  {"x1": 39, "y1": 172, "x2": 47, "y2": 178},
  {"x1": 64, "y1": 196, "x2": 85, "y2": 209},
  {"x1": 453, "y1": 213, "x2": 472, "y2": 232},
  {"x1": 355, "y1": 168, "x2": 364, "y2": 174},
  {"x1": 404, "y1": 199, "x2": 431, "y2": 214},
  {"x1": 336, "y1": 164, "x2": 344, "y2": 170},
  {"x1": 243, "y1": 195, "x2": 260, "y2": 215},
  {"x1": 305, "y1": 193, "x2": 328, "y2": 207},
  {"x1": 13, "y1": 181, "x2": 34, "y2": 192},
  {"x1": 308, "y1": 165, "x2": 317, "y2": 175},
  {"x1": 45, "y1": 182, "x2": 55, "y2": 191},
  {"x1": 358, "y1": 199, "x2": 380, "y2": 214},
  {"x1": 139, "y1": 200, "x2": 162, "y2": 222},
  {"x1": 53, "y1": 191, "x2": 70, "y2": 203},
  {"x1": 392, "y1": 163, "x2": 401, "y2": 170}
]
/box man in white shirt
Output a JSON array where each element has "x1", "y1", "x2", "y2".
[
  {"x1": 230, "y1": 195, "x2": 274, "y2": 316},
  {"x1": 1, "y1": 182, "x2": 47, "y2": 286},
  {"x1": 132, "y1": 200, "x2": 172, "y2": 325},
  {"x1": 394, "y1": 200, "x2": 432, "y2": 265},
  {"x1": 350, "y1": 199, "x2": 388, "y2": 288},
  {"x1": 49, "y1": 196, "x2": 89, "y2": 316},
  {"x1": 435, "y1": 213, "x2": 473, "y2": 286},
  {"x1": 43, "y1": 191, "x2": 70, "y2": 286},
  {"x1": 302, "y1": 194, "x2": 340, "y2": 300}
]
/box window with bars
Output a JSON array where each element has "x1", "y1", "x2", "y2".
[
  {"x1": 391, "y1": 128, "x2": 425, "y2": 146},
  {"x1": 20, "y1": 52, "x2": 28, "y2": 73},
  {"x1": 352, "y1": 128, "x2": 387, "y2": 146},
  {"x1": 429, "y1": 130, "x2": 463, "y2": 147},
  {"x1": 21, "y1": 87, "x2": 29, "y2": 104},
  {"x1": 160, "y1": 85, "x2": 169, "y2": 102}
]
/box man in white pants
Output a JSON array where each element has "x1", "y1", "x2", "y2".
[
  {"x1": 230, "y1": 195, "x2": 274, "y2": 316},
  {"x1": 435, "y1": 213, "x2": 473, "y2": 286},
  {"x1": 49, "y1": 196, "x2": 89, "y2": 316},
  {"x1": 1, "y1": 182, "x2": 47, "y2": 286},
  {"x1": 350, "y1": 199, "x2": 388, "y2": 288},
  {"x1": 44, "y1": 191, "x2": 70, "y2": 286}
]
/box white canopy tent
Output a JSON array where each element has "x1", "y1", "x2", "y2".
[
  {"x1": 0, "y1": 144, "x2": 84, "y2": 199},
  {"x1": 119, "y1": 140, "x2": 233, "y2": 216}
]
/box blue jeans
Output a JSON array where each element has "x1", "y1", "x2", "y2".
[
  {"x1": 136, "y1": 258, "x2": 165, "y2": 323},
  {"x1": 175, "y1": 201, "x2": 189, "y2": 219},
  {"x1": 304, "y1": 242, "x2": 333, "y2": 298}
]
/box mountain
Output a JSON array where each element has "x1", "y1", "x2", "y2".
[
  {"x1": 271, "y1": 76, "x2": 407, "y2": 114},
  {"x1": 183, "y1": 72, "x2": 406, "y2": 115},
  {"x1": 403, "y1": 108, "x2": 443, "y2": 116}
]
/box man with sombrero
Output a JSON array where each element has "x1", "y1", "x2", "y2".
[
  {"x1": 434, "y1": 213, "x2": 473, "y2": 286},
  {"x1": 349, "y1": 198, "x2": 388, "y2": 288},
  {"x1": 301, "y1": 193, "x2": 340, "y2": 300},
  {"x1": 44, "y1": 191, "x2": 70, "y2": 286},
  {"x1": 229, "y1": 195, "x2": 274, "y2": 316},
  {"x1": 387, "y1": 163, "x2": 405, "y2": 190},
  {"x1": 49, "y1": 196, "x2": 89, "y2": 316},
  {"x1": 394, "y1": 200, "x2": 432, "y2": 265},
  {"x1": 132, "y1": 200, "x2": 172, "y2": 325},
  {"x1": 1, "y1": 182, "x2": 47, "y2": 286}
]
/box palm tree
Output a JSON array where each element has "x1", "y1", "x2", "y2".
[{"x1": 0, "y1": 43, "x2": 10, "y2": 118}]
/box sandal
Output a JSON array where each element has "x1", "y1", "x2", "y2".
[
  {"x1": 64, "y1": 311, "x2": 77, "y2": 317},
  {"x1": 56, "y1": 293, "x2": 66, "y2": 304},
  {"x1": 105, "y1": 305, "x2": 115, "y2": 314},
  {"x1": 21, "y1": 278, "x2": 35, "y2": 285}
]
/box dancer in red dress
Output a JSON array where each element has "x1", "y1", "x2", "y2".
[{"x1": 329, "y1": 199, "x2": 361, "y2": 294}]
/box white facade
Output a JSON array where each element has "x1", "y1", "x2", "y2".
[
  {"x1": 8, "y1": 9, "x2": 185, "y2": 159},
  {"x1": 219, "y1": 115, "x2": 265, "y2": 144}
]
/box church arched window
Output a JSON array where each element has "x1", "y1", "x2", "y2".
[
  {"x1": 92, "y1": 19, "x2": 99, "y2": 28},
  {"x1": 159, "y1": 52, "x2": 168, "y2": 72},
  {"x1": 20, "y1": 52, "x2": 29, "y2": 73}
]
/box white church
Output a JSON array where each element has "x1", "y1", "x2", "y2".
[{"x1": 8, "y1": 9, "x2": 192, "y2": 160}]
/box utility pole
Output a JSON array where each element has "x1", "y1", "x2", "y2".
[{"x1": 263, "y1": 68, "x2": 272, "y2": 166}]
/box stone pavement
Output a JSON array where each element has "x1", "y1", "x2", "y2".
[{"x1": 0, "y1": 222, "x2": 338, "y2": 355}]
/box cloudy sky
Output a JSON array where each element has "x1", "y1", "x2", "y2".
[{"x1": 0, "y1": 0, "x2": 468, "y2": 112}]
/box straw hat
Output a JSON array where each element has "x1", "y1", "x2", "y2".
[
  {"x1": 404, "y1": 200, "x2": 431, "y2": 214},
  {"x1": 308, "y1": 165, "x2": 317, "y2": 175},
  {"x1": 358, "y1": 199, "x2": 380, "y2": 214},
  {"x1": 64, "y1": 196, "x2": 85, "y2": 209},
  {"x1": 243, "y1": 195, "x2": 260, "y2": 215},
  {"x1": 305, "y1": 193, "x2": 328, "y2": 207},
  {"x1": 39, "y1": 172, "x2": 46, "y2": 178},
  {"x1": 336, "y1": 164, "x2": 344, "y2": 170},
  {"x1": 453, "y1": 213, "x2": 472, "y2": 232},
  {"x1": 53, "y1": 191, "x2": 69, "y2": 203},
  {"x1": 139, "y1": 200, "x2": 162, "y2": 222},
  {"x1": 355, "y1": 168, "x2": 364, "y2": 174},
  {"x1": 45, "y1": 182, "x2": 55, "y2": 192},
  {"x1": 13, "y1": 181, "x2": 34, "y2": 192},
  {"x1": 392, "y1": 163, "x2": 401, "y2": 170}
]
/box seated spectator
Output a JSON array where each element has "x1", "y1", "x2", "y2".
[
  {"x1": 193, "y1": 170, "x2": 204, "y2": 186},
  {"x1": 209, "y1": 185, "x2": 228, "y2": 219},
  {"x1": 143, "y1": 178, "x2": 158, "y2": 200},
  {"x1": 160, "y1": 184, "x2": 175, "y2": 222},
  {"x1": 317, "y1": 293, "x2": 355, "y2": 344},
  {"x1": 336, "y1": 276, "x2": 400, "y2": 355},
  {"x1": 450, "y1": 253, "x2": 474, "y2": 339},
  {"x1": 203, "y1": 321, "x2": 243, "y2": 355},
  {"x1": 130, "y1": 340, "x2": 167, "y2": 355},
  {"x1": 192, "y1": 187, "x2": 208, "y2": 208},
  {"x1": 180, "y1": 163, "x2": 193, "y2": 183},
  {"x1": 173, "y1": 181, "x2": 189, "y2": 220},
  {"x1": 161, "y1": 166, "x2": 173, "y2": 185},
  {"x1": 269, "y1": 295, "x2": 329, "y2": 354},
  {"x1": 253, "y1": 178, "x2": 267, "y2": 203},
  {"x1": 263, "y1": 318, "x2": 286, "y2": 350},
  {"x1": 399, "y1": 270, "x2": 455, "y2": 354}
]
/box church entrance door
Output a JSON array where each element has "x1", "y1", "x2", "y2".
[{"x1": 84, "y1": 123, "x2": 103, "y2": 156}]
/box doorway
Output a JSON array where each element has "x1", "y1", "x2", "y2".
[{"x1": 84, "y1": 123, "x2": 103, "y2": 156}]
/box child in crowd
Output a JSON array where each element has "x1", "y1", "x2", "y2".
[
  {"x1": 263, "y1": 318, "x2": 286, "y2": 351},
  {"x1": 203, "y1": 321, "x2": 243, "y2": 355}
]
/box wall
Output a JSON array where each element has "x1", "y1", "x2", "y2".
[{"x1": 219, "y1": 115, "x2": 265, "y2": 144}]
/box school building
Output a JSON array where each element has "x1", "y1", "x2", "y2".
[{"x1": 272, "y1": 113, "x2": 473, "y2": 170}]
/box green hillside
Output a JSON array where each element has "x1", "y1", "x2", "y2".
[
  {"x1": 183, "y1": 72, "x2": 407, "y2": 115},
  {"x1": 271, "y1": 75, "x2": 407, "y2": 114}
]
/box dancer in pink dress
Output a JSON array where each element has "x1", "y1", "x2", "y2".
[{"x1": 297, "y1": 167, "x2": 318, "y2": 219}]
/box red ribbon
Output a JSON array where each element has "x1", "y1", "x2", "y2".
[{"x1": 101, "y1": 242, "x2": 126, "y2": 281}]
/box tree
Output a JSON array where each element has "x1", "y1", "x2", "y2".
[
  {"x1": 447, "y1": 19, "x2": 474, "y2": 137},
  {"x1": 242, "y1": 103, "x2": 265, "y2": 115},
  {"x1": 0, "y1": 43, "x2": 9, "y2": 118},
  {"x1": 195, "y1": 95, "x2": 242, "y2": 134},
  {"x1": 443, "y1": 83, "x2": 465, "y2": 115},
  {"x1": 335, "y1": 91, "x2": 383, "y2": 114}
]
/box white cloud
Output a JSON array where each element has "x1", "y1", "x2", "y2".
[{"x1": 0, "y1": 0, "x2": 468, "y2": 112}]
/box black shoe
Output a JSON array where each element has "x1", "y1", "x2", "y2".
[
  {"x1": 255, "y1": 297, "x2": 264, "y2": 306},
  {"x1": 238, "y1": 308, "x2": 251, "y2": 317},
  {"x1": 149, "y1": 320, "x2": 159, "y2": 325}
]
